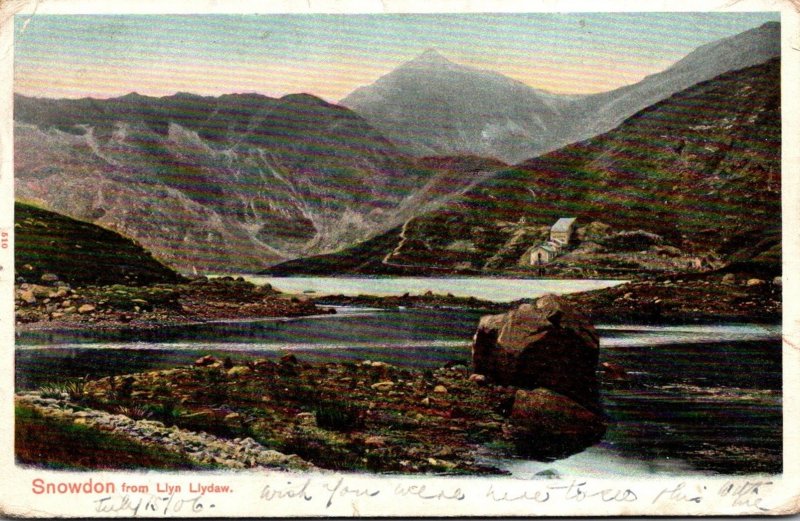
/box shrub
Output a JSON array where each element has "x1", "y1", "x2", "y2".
[
  {"x1": 39, "y1": 384, "x2": 66, "y2": 400},
  {"x1": 114, "y1": 405, "x2": 153, "y2": 421},
  {"x1": 145, "y1": 399, "x2": 181, "y2": 425},
  {"x1": 313, "y1": 400, "x2": 363, "y2": 432},
  {"x1": 38, "y1": 379, "x2": 85, "y2": 402}
]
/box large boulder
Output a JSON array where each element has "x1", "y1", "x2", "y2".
[
  {"x1": 508, "y1": 388, "x2": 606, "y2": 460},
  {"x1": 472, "y1": 294, "x2": 600, "y2": 409}
]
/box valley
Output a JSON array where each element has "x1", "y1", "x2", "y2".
[{"x1": 11, "y1": 15, "x2": 784, "y2": 482}]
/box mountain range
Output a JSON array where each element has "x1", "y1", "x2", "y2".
[
  {"x1": 15, "y1": 93, "x2": 495, "y2": 272},
  {"x1": 269, "y1": 57, "x2": 780, "y2": 276},
  {"x1": 14, "y1": 21, "x2": 780, "y2": 274},
  {"x1": 342, "y1": 22, "x2": 779, "y2": 164}
]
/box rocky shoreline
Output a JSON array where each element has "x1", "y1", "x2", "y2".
[
  {"x1": 16, "y1": 296, "x2": 615, "y2": 474},
  {"x1": 15, "y1": 276, "x2": 326, "y2": 333},
  {"x1": 16, "y1": 391, "x2": 313, "y2": 472},
  {"x1": 560, "y1": 271, "x2": 781, "y2": 324},
  {"x1": 311, "y1": 292, "x2": 508, "y2": 312},
  {"x1": 15, "y1": 268, "x2": 781, "y2": 334}
]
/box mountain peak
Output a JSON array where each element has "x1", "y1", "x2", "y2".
[{"x1": 407, "y1": 48, "x2": 454, "y2": 67}]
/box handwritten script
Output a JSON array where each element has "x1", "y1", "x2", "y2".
[
  {"x1": 79, "y1": 477, "x2": 776, "y2": 515},
  {"x1": 94, "y1": 494, "x2": 214, "y2": 516},
  {"x1": 256, "y1": 476, "x2": 775, "y2": 513}
]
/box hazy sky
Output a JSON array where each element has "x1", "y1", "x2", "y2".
[{"x1": 14, "y1": 12, "x2": 780, "y2": 101}]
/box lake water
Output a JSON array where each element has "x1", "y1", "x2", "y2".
[
  {"x1": 15, "y1": 306, "x2": 781, "y2": 477},
  {"x1": 246, "y1": 276, "x2": 626, "y2": 302}
]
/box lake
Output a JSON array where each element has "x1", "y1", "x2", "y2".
[
  {"x1": 245, "y1": 276, "x2": 626, "y2": 302},
  {"x1": 15, "y1": 306, "x2": 781, "y2": 477}
]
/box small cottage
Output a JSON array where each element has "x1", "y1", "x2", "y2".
[
  {"x1": 550, "y1": 217, "x2": 577, "y2": 244},
  {"x1": 529, "y1": 243, "x2": 560, "y2": 265}
]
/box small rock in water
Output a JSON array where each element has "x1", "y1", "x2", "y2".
[
  {"x1": 280, "y1": 354, "x2": 298, "y2": 365},
  {"x1": 600, "y1": 362, "x2": 629, "y2": 381}
]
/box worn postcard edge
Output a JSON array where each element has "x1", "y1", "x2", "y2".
[{"x1": 0, "y1": 0, "x2": 798, "y2": 517}]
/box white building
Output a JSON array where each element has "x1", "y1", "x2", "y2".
[{"x1": 550, "y1": 217, "x2": 577, "y2": 244}]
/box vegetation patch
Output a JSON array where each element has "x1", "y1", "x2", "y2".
[{"x1": 15, "y1": 404, "x2": 210, "y2": 471}]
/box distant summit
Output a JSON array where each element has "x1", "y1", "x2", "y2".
[
  {"x1": 341, "y1": 22, "x2": 780, "y2": 164},
  {"x1": 341, "y1": 48, "x2": 572, "y2": 162},
  {"x1": 403, "y1": 49, "x2": 455, "y2": 67}
]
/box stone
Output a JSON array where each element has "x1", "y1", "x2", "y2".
[
  {"x1": 722, "y1": 273, "x2": 736, "y2": 285},
  {"x1": 18, "y1": 290, "x2": 36, "y2": 305},
  {"x1": 472, "y1": 295, "x2": 600, "y2": 409},
  {"x1": 371, "y1": 381, "x2": 394, "y2": 391},
  {"x1": 468, "y1": 374, "x2": 487, "y2": 384},
  {"x1": 364, "y1": 436, "x2": 386, "y2": 448},
  {"x1": 773, "y1": 276, "x2": 782, "y2": 287},
  {"x1": 280, "y1": 353, "x2": 298, "y2": 365},
  {"x1": 30, "y1": 285, "x2": 53, "y2": 298},
  {"x1": 746, "y1": 278, "x2": 765, "y2": 287},
  {"x1": 194, "y1": 355, "x2": 219, "y2": 367},
  {"x1": 224, "y1": 412, "x2": 241, "y2": 423},
  {"x1": 77, "y1": 304, "x2": 96, "y2": 314},
  {"x1": 508, "y1": 388, "x2": 606, "y2": 459},
  {"x1": 48, "y1": 288, "x2": 68, "y2": 299},
  {"x1": 600, "y1": 362, "x2": 630, "y2": 382},
  {"x1": 433, "y1": 385, "x2": 448, "y2": 394},
  {"x1": 40, "y1": 273, "x2": 60, "y2": 283},
  {"x1": 295, "y1": 412, "x2": 316, "y2": 426},
  {"x1": 227, "y1": 366, "x2": 252, "y2": 377}
]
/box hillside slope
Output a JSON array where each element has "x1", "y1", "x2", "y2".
[
  {"x1": 561, "y1": 21, "x2": 780, "y2": 147},
  {"x1": 270, "y1": 58, "x2": 780, "y2": 277},
  {"x1": 15, "y1": 202, "x2": 182, "y2": 286},
  {"x1": 15, "y1": 92, "x2": 452, "y2": 273}
]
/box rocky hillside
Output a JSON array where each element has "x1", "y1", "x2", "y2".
[
  {"x1": 14, "y1": 92, "x2": 460, "y2": 273},
  {"x1": 15, "y1": 202, "x2": 182, "y2": 286},
  {"x1": 269, "y1": 58, "x2": 780, "y2": 277},
  {"x1": 561, "y1": 22, "x2": 780, "y2": 147},
  {"x1": 342, "y1": 23, "x2": 779, "y2": 164}
]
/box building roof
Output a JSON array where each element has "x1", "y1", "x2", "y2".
[
  {"x1": 533, "y1": 243, "x2": 558, "y2": 254},
  {"x1": 551, "y1": 217, "x2": 577, "y2": 233}
]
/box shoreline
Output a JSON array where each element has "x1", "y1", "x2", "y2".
[{"x1": 15, "y1": 271, "x2": 781, "y2": 333}]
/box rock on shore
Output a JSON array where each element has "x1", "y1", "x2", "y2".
[
  {"x1": 472, "y1": 294, "x2": 600, "y2": 409},
  {"x1": 471, "y1": 295, "x2": 606, "y2": 459}
]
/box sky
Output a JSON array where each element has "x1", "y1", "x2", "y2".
[{"x1": 13, "y1": 12, "x2": 781, "y2": 101}]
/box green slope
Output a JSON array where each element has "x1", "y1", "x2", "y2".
[
  {"x1": 15, "y1": 202, "x2": 183, "y2": 286},
  {"x1": 270, "y1": 58, "x2": 780, "y2": 276}
]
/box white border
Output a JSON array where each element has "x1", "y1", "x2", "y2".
[{"x1": 1, "y1": 0, "x2": 798, "y2": 517}]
